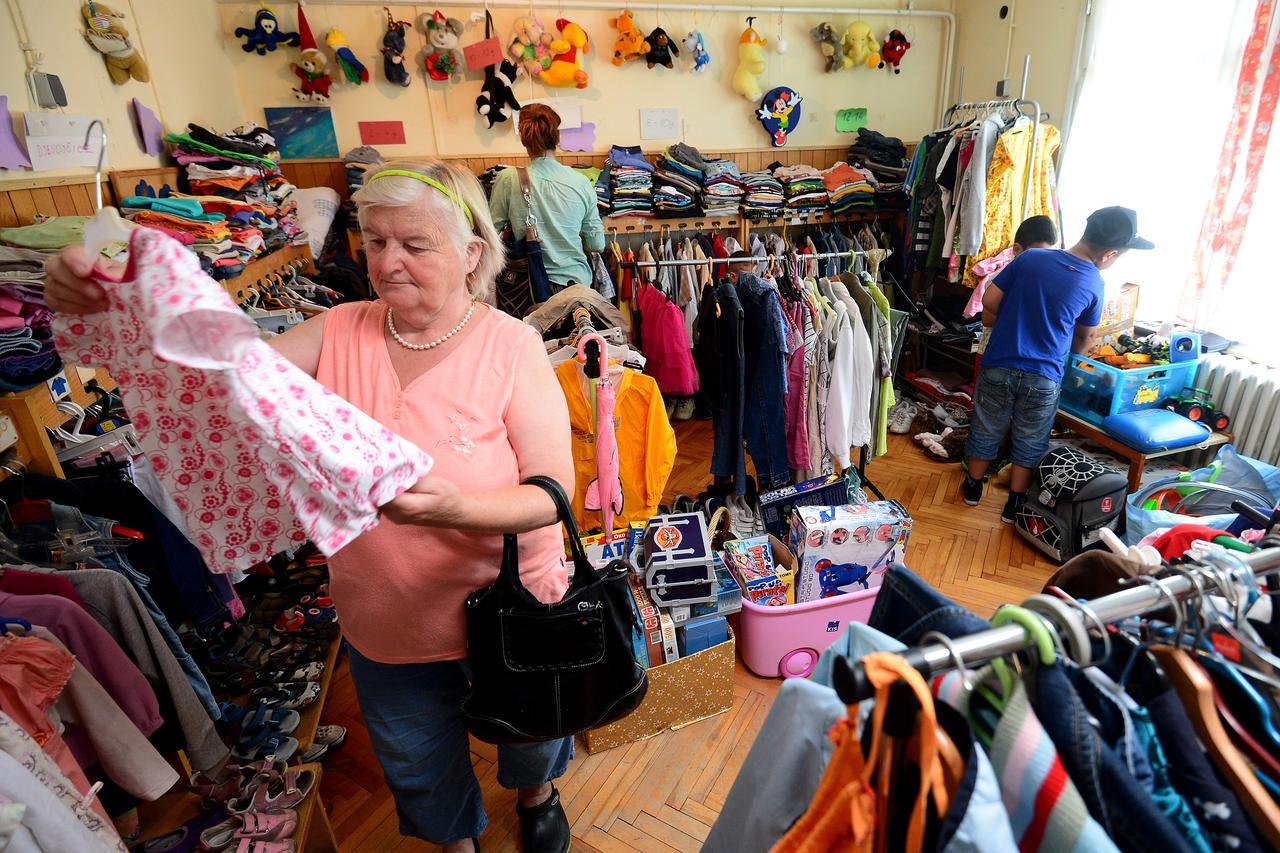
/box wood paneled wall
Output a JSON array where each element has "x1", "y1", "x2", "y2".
[{"x1": 0, "y1": 175, "x2": 117, "y2": 230}]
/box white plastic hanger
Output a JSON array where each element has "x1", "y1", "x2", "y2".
[
  {"x1": 81, "y1": 119, "x2": 131, "y2": 259},
  {"x1": 1099, "y1": 527, "x2": 1162, "y2": 569}
]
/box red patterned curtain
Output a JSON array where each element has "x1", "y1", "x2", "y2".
[{"x1": 1177, "y1": 0, "x2": 1279, "y2": 325}]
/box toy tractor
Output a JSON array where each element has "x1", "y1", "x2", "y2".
[{"x1": 1162, "y1": 387, "x2": 1231, "y2": 432}]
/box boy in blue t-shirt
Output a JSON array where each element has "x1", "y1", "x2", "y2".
[{"x1": 962, "y1": 206, "x2": 1155, "y2": 522}]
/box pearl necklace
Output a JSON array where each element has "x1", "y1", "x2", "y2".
[{"x1": 386, "y1": 302, "x2": 478, "y2": 351}]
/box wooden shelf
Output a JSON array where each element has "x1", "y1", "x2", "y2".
[
  {"x1": 0, "y1": 365, "x2": 116, "y2": 478},
  {"x1": 219, "y1": 243, "x2": 315, "y2": 305},
  {"x1": 292, "y1": 630, "x2": 344, "y2": 759}
]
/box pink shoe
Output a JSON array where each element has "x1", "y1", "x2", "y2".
[
  {"x1": 234, "y1": 810, "x2": 298, "y2": 841},
  {"x1": 245, "y1": 768, "x2": 317, "y2": 813},
  {"x1": 235, "y1": 840, "x2": 295, "y2": 853}
]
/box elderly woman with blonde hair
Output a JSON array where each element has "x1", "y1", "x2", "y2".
[{"x1": 45, "y1": 160, "x2": 576, "y2": 853}]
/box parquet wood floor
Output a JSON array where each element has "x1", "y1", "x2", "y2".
[{"x1": 318, "y1": 422, "x2": 1059, "y2": 851}]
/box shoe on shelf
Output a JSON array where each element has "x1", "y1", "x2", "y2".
[
  {"x1": 674, "y1": 397, "x2": 696, "y2": 421},
  {"x1": 517, "y1": 786, "x2": 571, "y2": 853},
  {"x1": 1002, "y1": 492, "x2": 1026, "y2": 524},
  {"x1": 961, "y1": 476, "x2": 983, "y2": 506},
  {"x1": 299, "y1": 725, "x2": 348, "y2": 763},
  {"x1": 887, "y1": 400, "x2": 918, "y2": 434}
]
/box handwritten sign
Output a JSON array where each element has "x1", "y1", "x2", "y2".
[
  {"x1": 639, "y1": 108, "x2": 679, "y2": 140},
  {"x1": 24, "y1": 113, "x2": 103, "y2": 171},
  {"x1": 835, "y1": 107, "x2": 868, "y2": 133}
]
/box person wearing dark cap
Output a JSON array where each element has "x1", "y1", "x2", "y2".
[{"x1": 961, "y1": 206, "x2": 1154, "y2": 520}]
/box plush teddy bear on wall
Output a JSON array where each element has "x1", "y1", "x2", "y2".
[
  {"x1": 609, "y1": 10, "x2": 649, "y2": 66},
  {"x1": 80, "y1": 2, "x2": 149, "y2": 85},
  {"x1": 422, "y1": 11, "x2": 464, "y2": 81},
  {"x1": 682, "y1": 31, "x2": 710, "y2": 72},
  {"x1": 879, "y1": 29, "x2": 911, "y2": 74},
  {"x1": 543, "y1": 18, "x2": 590, "y2": 88},
  {"x1": 477, "y1": 60, "x2": 521, "y2": 128},
  {"x1": 234, "y1": 6, "x2": 299, "y2": 55},
  {"x1": 508, "y1": 15, "x2": 554, "y2": 78},
  {"x1": 732, "y1": 24, "x2": 768, "y2": 101},
  {"x1": 644, "y1": 27, "x2": 679, "y2": 69},
  {"x1": 291, "y1": 3, "x2": 331, "y2": 102},
  {"x1": 842, "y1": 21, "x2": 881, "y2": 69},
  {"x1": 809, "y1": 22, "x2": 848, "y2": 72}
]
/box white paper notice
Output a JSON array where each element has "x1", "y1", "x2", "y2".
[
  {"x1": 517, "y1": 98, "x2": 582, "y2": 129},
  {"x1": 639, "y1": 108, "x2": 679, "y2": 140},
  {"x1": 24, "y1": 114, "x2": 105, "y2": 171}
]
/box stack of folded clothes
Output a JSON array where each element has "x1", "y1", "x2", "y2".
[
  {"x1": 607, "y1": 145, "x2": 654, "y2": 218},
  {"x1": 118, "y1": 195, "x2": 238, "y2": 277},
  {"x1": 594, "y1": 164, "x2": 612, "y2": 216},
  {"x1": 701, "y1": 159, "x2": 744, "y2": 217},
  {"x1": 821, "y1": 162, "x2": 878, "y2": 214},
  {"x1": 775, "y1": 164, "x2": 829, "y2": 214},
  {"x1": 741, "y1": 170, "x2": 784, "y2": 218},
  {"x1": 848, "y1": 128, "x2": 909, "y2": 207},
  {"x1": 653, "y1": 146, "x2": 704, "y2": 219},
  {"x1": 343, "y1": 146, "x2": 384, "y2": 196},
  {"x1": 0, "y1": 245, "x2": 65, "y2": 391}
]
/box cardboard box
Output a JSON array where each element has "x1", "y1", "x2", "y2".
[
  {"x1": 723, "y1": 535, "x2": 795, "y2": 606},
  {"x1": 1096, "y1": 283, "x2": 1140, "y2": 349},
  {"x1": 759, "y1": 473, "x2": 851, "y2": 539},
  {"x1": 689, "y1": 563, "x2": 744, "y2": 618},
  {"x1": 580, "y1": 528, "x2": 633, "y2": 568},
  {"x1": 791, "y1": 502, "x2": 912, "y2": 603},
  {"x1": 659, "y1": 612, "x2": 679, "y2": 663},
  {"x1": 583, "y1": 628, "x2": 736, "y2": 754},
  {"x1": 626, "y1": 573, "x2": 664, "y2": 668}
]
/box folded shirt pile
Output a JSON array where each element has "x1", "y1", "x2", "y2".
[
  {"x1": 0, "y1": 246, "x2": 62, "y2": 391},
  {"x1": 607, "y1": 145, "x2": 654, "y2": 218},
  {"x1": 594, "y1": 163, "x2": 612, "y2": 215},
  {"x1": 774, "y1": 165, "x2": 829, "y2": 213},
  {"x1": 848, "y1": 127, "x2": 909, "y2": 208},
  {"x1": 653, "y1": 148, "x2": 703, "y2": 219},
  {"x1": 702, "y1": 159, "x2": 744, "y2": 217},
  {"x1": 343, "y1": 146, "x2": 384, "y2": 196},
  {"x1": 741, "y1": 170, "x2": 785, "y2": 218},
  {"x1": 821, "y1": 162, "x2": 878, "y2": 214}
]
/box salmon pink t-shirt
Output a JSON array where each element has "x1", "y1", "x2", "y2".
[{"x1": 317, "y1": 301, "x2": 569, "y2": 663}]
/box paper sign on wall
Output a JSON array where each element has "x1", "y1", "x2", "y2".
[
  {"x1": 23, "y1": 113, "x2": 103, "y2": 171},
  {"x1": 359, "y1": 121, "x2": 406, "y2": 145},
  {"x1": 639, "y1": 108, "x2": 679, "y2": 140},
  {"x1": 560, "y1": 122, "x2": 596, "y2": 152},
  {"x1": 517, "y1": 97, "x2": 582, "y2": 129},
  {"x1": 835, "y1": 108, "x2": 868, "y2": 133}
]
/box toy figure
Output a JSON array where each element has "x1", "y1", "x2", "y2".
[
  {"x1": 644, "y1": 27, "x2": 679, "y2": 69},
  {"x1": 682, "y1": 31, "x2": 710, "y2": 72},
  {"x1": 291, "y1": 3, "x2": 330, "y2": 102},
  {"x1": 422, "y1": 11, "x2": 464, "y2": 81},
  {"x1": 508, "y1": 15, "x2": 553, "y2": 77},
  {"x1": 815, "y1": 559, "x2": 881, "y2": 596},
  {"x1": 757, "y1": 87, "x2": 802, "y2": 147},
  {"x1": 732, "y1": 21, "x2": 768, "y2": 101},
  {"x1": 609, "y1": 10, "x2": 649, "y2": 66},
  {"x1": 476, "y1": 60, "x2": 521, "y2": 128},
  {"x1": 234, "y1": 5, "x2": 299, "y2": 55},
  {"x1": 325, "y1": 27, "x2": 368, "y2": 84},
  {"x1": 842, "y1": 21, "x2": 881, "y2": 69},
  {"x1": 81, "y1": 1, "x2": 150, "y2": 84},
  {"x1": 809, "y1": 22, "x2": 849, "y2": 72},
  {"x1": 542, "y1": 19, "x2": 589, "y2": 88},
  {"x1": 879, "y1": 29, "x2": 911, "y2": 73},
  {"x1": 380, "y1": 10, "x2": 411, "y2": 87}
]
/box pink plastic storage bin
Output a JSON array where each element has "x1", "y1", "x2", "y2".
[{"x1": 734, "y1": 585, "x2": 880, "y2": 679}]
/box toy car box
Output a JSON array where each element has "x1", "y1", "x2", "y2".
[
  {"x1": 689, "y1": 562, "x2": 744, "y2": 619},
  {"x1": 759, "y1": 473, "x2": 852, "y2": 539},
  {"x1": 791, "y1": 502, "x2": 912, "y2": 603},
  {"x1": 642, "y1": 512, "x2": 718, "y2": 606},
  {"x1": 722, "y1": 535, "x2": 796, "y2": 606}
]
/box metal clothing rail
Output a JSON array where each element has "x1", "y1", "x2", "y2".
[
  {"x1": 942, "y1": 97, "x2": 1042, "y2": 223},
  {"x1": 832, "y1": 545, "x2": 1280, "y2": 704},
  {"x1": 625, "y1": 249, "x2": 869, "y2": 268}
]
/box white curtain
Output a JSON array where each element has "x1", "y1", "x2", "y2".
[{"x1": 1058, "y1": 0, "x2": 1266, "y2": 348}]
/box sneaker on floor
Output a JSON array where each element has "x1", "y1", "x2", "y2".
[
  {"x1": 888, "y1": 400, "x2": 918, "y2": 434},
  {"x1": 674, "y1": 397, "x2": 696, "y2": 421},
  {"x1": 665, "y1": 398, "x2": 677, "y2": 420},
  {"x1": 1002, "y1": 492, "x2": 1026, "y2": 524},
  {"x1": 961, "y1": 476, "x2": 983, "y2": 506},
  {"x1": 933, "y1": 403, "x2": 968, "y2": 429},
  {"x1": 727, "y1": 496, "x2": 756, "y2": 540}
]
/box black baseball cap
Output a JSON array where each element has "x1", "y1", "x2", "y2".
[{"x1": 1083, "y1": 206, "x2": 1154, "y2": 250}]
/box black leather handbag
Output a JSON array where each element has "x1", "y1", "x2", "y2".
[{"x1": 462, "y1": 476, "x2": 649, "y2": 744}]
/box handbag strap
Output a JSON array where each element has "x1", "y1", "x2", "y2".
[
  {"x1": 499, "y1": 476, "x2": 594, "y2": 594},
  {"x1": 516, "y1": 167, "x2": 539, "y2": 239},
  {"x1": 485, "y1": 9, "x2": 493, "y2": 38}
]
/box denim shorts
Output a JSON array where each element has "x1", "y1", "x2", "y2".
[
  {"x1": 964, "y1": 365, "x2": 1061, "y2": 468},
  {"x1": 347, "y1": 647, "x2": 573, "y2": 845}
]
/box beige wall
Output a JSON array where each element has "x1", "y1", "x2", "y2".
[{"x1": 0, "y1": 0, "x2": 246, "y2": 184}]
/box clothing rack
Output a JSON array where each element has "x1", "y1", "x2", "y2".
[
  {"x1": 832, "y1": 545, "x2": 1280, "y2": 704},
  {"x1": 941, "y1": 96, "x2": 1043, "y2": 222}
]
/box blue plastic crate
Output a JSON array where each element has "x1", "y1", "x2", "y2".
[{"x1": 1059, "y1": 356, "x2": 1198, "y2": 426}]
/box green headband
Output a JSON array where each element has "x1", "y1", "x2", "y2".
[{"x1": 366, "y1": 169, "x2": 475, "y2": 230}]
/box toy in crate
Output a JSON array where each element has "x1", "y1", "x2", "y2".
[
  {"x1": 790, "y1": 502, "x2": 911, "y2": 603},
  {"x1": 722, "y1": 535, "x2": 795, "y2": 605},
  {"x1": 1015, "y1": 446, "x2": 1127, "y2": 562},
  {"x1": 1162, "y1": 387, "x2": 1231, "y2": 432},
  {"x1": 759, "y1": 472, "x2": 861, "y2": 539},
  {"x1": 1060, "y1": 332, "x2": 1200, "y2": 426},
  {"x1": 641, "y1": 512, "x2": 718, "y2": 607}
]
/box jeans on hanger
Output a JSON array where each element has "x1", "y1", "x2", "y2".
[
  {"x1": 11, "y1": 502, "x2": 219, "y2": 719},
  {"x1": 866, "y1": 564, "x2": 1196, "y2": 853},
  {"x1": 737, "y1": 275, "x2": 790, "y2": 490}
]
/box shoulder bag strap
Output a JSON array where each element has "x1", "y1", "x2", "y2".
[
  {"x1": 498, "y1": 476, "x2": 594, "y2": 593},
  {"x1": 516, "y1": 167, "x2": 540, "y2": 242}
]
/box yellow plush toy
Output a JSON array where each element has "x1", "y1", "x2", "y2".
[
  {"x1": 609, "y1": 10, "x2": 649, "y2": 66},
  {"x1": 732, "y1": 25, "x2": 768, "y2": 101},
  {"x1": 842, "y1": 21, "x2": 881, "y2": 69},
  {"x1": 81, "y1": 1, "x2": 149, "y2": 85},
  {"x1": 543, "y1": 19, "x2": 589, "y2": 88}
]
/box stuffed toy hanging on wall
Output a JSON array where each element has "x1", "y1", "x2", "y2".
[
  {"x1": 842, "y1": 21, "x2": 881, "y2": 69},
  {"x1": 732, "y1": 19, "x2": 768, "y2": 101},
  {"x1": 81, "y1": 1, "x2": 150, "y2": 84},
  {"x1": 380, "y1": 9, "x2": 412, "y2": 87},
  {"x1": 809, "y1": 22, "x2": 848, "y2": 72},
  {"x1": 325, "y1": 28, "x2": 368, "y2": 84},
  {"x1": 682, "y1": 31, "x2": 709, "y2": 72},
  {"x1": 291, "y1": 3, "x2": 331, "y2": 102},
  {"x1": 421, "y1": 11, "x2": 464, "y2": 81},
  {"x1": 757, "y1": 87, "x2": 802, "y2": 147},
  {"x1": 644, "y1": 27, "x2": 678, "y2": 69},
  {"x1": 543, "y1": 19, "x2": 589, "y2": 88},
  {"x1": 477, "y1": 60, "x2": 521, "y2": 127},
  {"x1": 508, "y1": 15, "x2": 553, "y2": 78},
  {"x1": 879, "y1": 29, "x2": 911, "y2": 74},
  {"x1": 235, "y1": 4, "x2": 299, "y2": 55},
  {"x1": 609, "y1": 10, "x2": 649, "y2": 66}
]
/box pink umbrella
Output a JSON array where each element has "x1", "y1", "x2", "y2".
[{"x1": 578, "y1": 333, "x2": 623, "y2": 533}]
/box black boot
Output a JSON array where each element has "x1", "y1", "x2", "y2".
[{"x1": 516, "y1": 786, "x2": 570, "y2": 853}]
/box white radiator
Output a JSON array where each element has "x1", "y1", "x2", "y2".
[{"x1": 1188, "y1": 352, "x2": 1280, "y2": 466}]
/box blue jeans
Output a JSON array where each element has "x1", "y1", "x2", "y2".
[
  {"x1": 347, "y1": 647, "x2": 574, "y2": 844},
  {"x1": 965, "y1": 365, "x2": 1061, "y2": 468}
]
